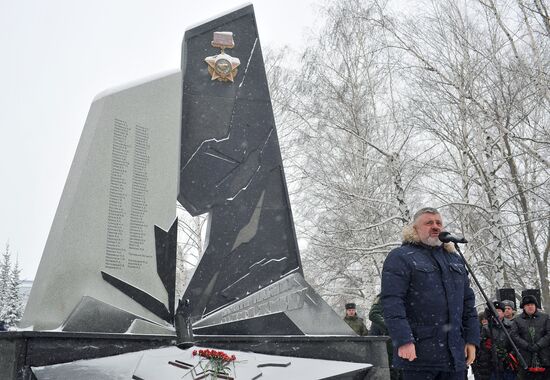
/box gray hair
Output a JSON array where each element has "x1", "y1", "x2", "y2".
[{"x1": 412, "y1": 207, "x2": 440, "y2": 222}]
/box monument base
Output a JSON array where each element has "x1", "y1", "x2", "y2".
[
  {"x1": 194, "y1": 335, "x2": 390, "y2": 380},
  {"x1": 0, "y1": 332, "x2": 389, "y2": 380},
  {"x1": 0, "y1": 331, "x2": 175, "y2": 380}
]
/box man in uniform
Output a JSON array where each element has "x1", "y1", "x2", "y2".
[
  {"x1": 343, "y1": 302, "x2": 368, "y2": 336},
  {"x1": 502, "y1": 300, "x2": 516, "y2": 321}
]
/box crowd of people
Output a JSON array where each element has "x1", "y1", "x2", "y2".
[
  {"x1": 472, "y1": 296, "x2": 550, "y2": 380},
  {"x1": 342, "y1": 206, "x2": 549, "y2": 380},
  {"x1": 344, "y1": 294, "x2": 549, "y2": 380}
]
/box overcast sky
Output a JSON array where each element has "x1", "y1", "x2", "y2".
[{"x1": 0, "y1": 0, "x2": 318, "y2": 280}]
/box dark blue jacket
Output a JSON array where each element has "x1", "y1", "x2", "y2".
[{"x1": 381, "y1": 236, "x2": 479, "y2": 371}]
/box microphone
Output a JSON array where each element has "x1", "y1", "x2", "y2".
[{"x1": 438, "y1": 231, "x2": 468, "y2": 244}]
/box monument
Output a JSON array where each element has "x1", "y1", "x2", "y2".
[
  {"x1": 1, "y1": 5, "x2": 389, "y2": 380},
  {"x1": 177, "y1": 6, "x2": 354, "y2": 336},
  {"x1": 19, "y1": 71, "x2": 181, "y2": 335}
]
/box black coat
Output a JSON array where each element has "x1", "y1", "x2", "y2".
[
  {"x1": 472, "y1": 325, "x2": 492, "y2": 380},
  {"x1": 381, "y1": 233, "x2": 479, "y2": 372},
  {"x1": 511, "y1": 310, "x2": 550, "y2": 367},
  {"x1": 479, "y1": 318, "x2": 516, "y2": 373}
]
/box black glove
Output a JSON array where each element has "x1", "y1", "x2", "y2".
[{"x1": 528, "y1": 344, "x2": 540, "y2": 352}]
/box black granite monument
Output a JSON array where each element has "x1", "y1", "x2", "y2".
[
  {"x1": 177, "y1": 5, "x2": 355, "y2": 337},
  {"x1": 0, "y1": 5, "x2": 389, "y2": 380}
]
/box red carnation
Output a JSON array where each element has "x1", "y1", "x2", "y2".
[{"x1": 194, "y1": 348, "x2": 237, "y2": 375}]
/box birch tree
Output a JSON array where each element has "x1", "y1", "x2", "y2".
[
  {"x1": 368, "y1": 0, "x2": 549, "y2": 307},
  {"x1": 270, "y1": 0, "x2": 549, "y2": 310},
  {"x1": 175, "y1": 203, "x2": 207, "y2": 299},
  {"x1": 272, "y1": 0, "x2": 427, "y2": 311}
]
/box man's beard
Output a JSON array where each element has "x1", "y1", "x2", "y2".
[{"x1": 421, "y1": 236, "x2": 441, "y2": 247}]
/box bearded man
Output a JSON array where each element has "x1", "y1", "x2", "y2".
[{"x1": 381, "y1": 207, "x2": 480, "y2": 380}]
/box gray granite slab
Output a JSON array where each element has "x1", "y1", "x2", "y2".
[
  {"x1": 32, "y1": 346, "x2": 372, "y2": 380},
  {"x1": 21, "y1": 71, "x2": 181, "y2": 333}
]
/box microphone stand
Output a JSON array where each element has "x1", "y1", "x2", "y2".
[{"x1": 452, "y1": 241, "x2": 528, "y2": 370}]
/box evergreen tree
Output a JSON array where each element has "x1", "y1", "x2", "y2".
[
  {"x1": 6, "y1": 260, "x2": 23, "y2": 326},
  {"x1": 0, "y1": 243, "x2": 23, "y2": 328},
  {"x1": 0, "y1": 243, "x2": 11, "y2": 317}
]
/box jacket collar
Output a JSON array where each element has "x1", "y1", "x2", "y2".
[
  {"x1": 344, "y1": 315, "x2": 359, "y2": 320},
  {"x1": 521, "y1": 310, "x2": 539, "y2": 319},
  {"x1": 402, "y1": 224, "x2": 455, "y2": 253}
]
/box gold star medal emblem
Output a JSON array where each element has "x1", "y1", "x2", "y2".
[{"x1": 205, "y1": 32, "x2": 240, "y2": 82}]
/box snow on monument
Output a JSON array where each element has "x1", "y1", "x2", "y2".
[
  {"x1": 3, "y1": 5, "x2": 389, "y2": 379},
  {"x1": 21, "y1": 71, "x2": 181, "y2": 334}
]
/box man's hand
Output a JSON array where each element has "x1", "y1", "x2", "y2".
[
  {"x1": 398, "y1": 342, "x2": 417, "y2": 361},
  {"x1": 465, "y1": 343, "x2": 476, "y2": 366}
]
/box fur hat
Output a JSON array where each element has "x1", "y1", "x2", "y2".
[
  {"x1": 345, "y1": 303, "x2": 356, "y2": 310},
  {"x1": 493, "y1": 301, "x2": 505, "y2": 312},
  {"x1": 501, "y1": 299, "x2": 516, "y2": 310},
  {"x1": 520, "y1": 295, "x2": 539, "y2": 309},
  {"x1": 478, "y1": 311, "x2": 487, "y2": 323}
]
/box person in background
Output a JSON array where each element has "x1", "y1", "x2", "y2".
[
  {"x1": 381, "y1": 207, "x2": 479, "y2": 380},
  {"x1": 369, "y1": 293, "x2": 403, "y2": 380},
  {"x1": 502, "y1": 300, "x2": 516, "y2": 321},
  {"x1": 473, "y1": 311, "x2": 492, "y2": 380},
  {"x1": 343, "y1": 302, "x2": 368, "y2": 336},
  {"x1": 481, "y1": 312, "x2": 490, "y2": 327},
  {"x1": 510, "y1": 295, "x2": 550, "y2": 380},
  {"x1": 479, "y1": 301, "x2": 518, "y2": 380}
]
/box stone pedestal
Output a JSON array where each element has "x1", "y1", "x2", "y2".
[
  {"x1": 194, "y1": 335, "x2": 390, "y2": 380},
  {"x1": 0, "y1": 331, "x2": 175, "y2": 380}
]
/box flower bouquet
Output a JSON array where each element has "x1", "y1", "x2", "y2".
[
  {"x1": 191, "y1": 349, "x2": 237, "y2": 379},
  {"x1": 528, "y1": 353, "x2": 546, "y2": 374}
]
